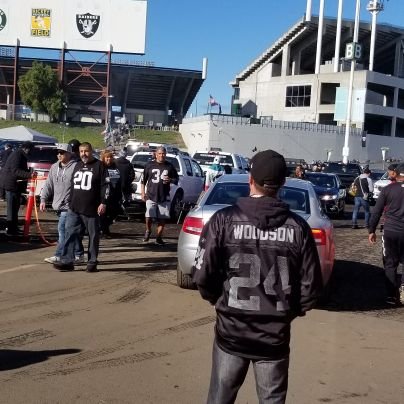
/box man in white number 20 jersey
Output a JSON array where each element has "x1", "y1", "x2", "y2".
[{"x1": 193, "y1": 149, "x2": 323, "y2": 404}]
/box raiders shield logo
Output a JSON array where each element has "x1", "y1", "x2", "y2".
[
  {"x1": 0, "y1": 9, "x2": 6, "y2": 31},
  {"x1": 76, "y1": 13, "x2": 100, "y2": 38}
]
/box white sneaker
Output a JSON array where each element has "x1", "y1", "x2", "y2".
[
  {"x1": 74, "y1": 255, "x2": 85, "y2": 265},
  {"x1": 400, "y1": 285, "x2": 404, "y2": 304},
  {"x1": 44, "y1": 256, "x2": 60, "y2": 264}
]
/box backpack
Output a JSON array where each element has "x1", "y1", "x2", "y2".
[{"x1": 348, "y1": 178, "x2": 358, "y2": 197}]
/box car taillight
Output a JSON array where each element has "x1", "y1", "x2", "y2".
[
  {"x1": 312, "y1": 228, "x2": 326, "y2": 245},
  {"x1": 182, "y1": 217, "x2": 204, "y2": 235}
]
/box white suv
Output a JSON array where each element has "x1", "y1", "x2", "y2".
[
  {"x1": 128, "y1": 151, "x2": 204, "y2": 219},
  {"x1": 192, "y1": 151, "x2": 249, "y2": 174}
]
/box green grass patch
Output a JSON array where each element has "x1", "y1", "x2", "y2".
[{"x1": 0, "y1": 120, "x2": 185, "y2": 150}]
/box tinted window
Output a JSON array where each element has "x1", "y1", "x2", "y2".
[
  {"x1": 191, "y1": 160, "x2": 203, "y2": 177},
  {"x1": 184, "y1": 158, "x2": 193, "y2": 176},
  {"x1": 193, "y1": 153, "x2": 234, "y2": 167},
  {"x1": 165, "y1": 156, "x2": 180, "y2": 172},
  {"x1": 131, "y1": 154, "x2": 154, "y2": 169},
  {"x1": 279, "y1": 187, "x2": 310, "y2": 213},
  {"x1": 28, "y1": 148, "x2": 58, "y2": 163}
]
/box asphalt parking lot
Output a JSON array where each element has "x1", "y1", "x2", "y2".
[
  {"x1": 1, "y1": 201, "x2": 404, "y2": 403},
  {"x1": 0, "y1": 201, "x2": 399, "y2": 312}
]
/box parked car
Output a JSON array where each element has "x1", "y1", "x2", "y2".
[
  {"x1": 128, "y1": 150, "x2": 204, "y2": 220},
  {"x1": 28, "y1": 145, "x2": 58, "y2": 197},
  {"x1": 192, "y1": 151, "x2": 249, "y2": 174},
  {"x1": 305, "y1": 172, "x2": 345, "y2": 217},
  {"x1": 373, "y1": 171, "x2": 391, "y2": 199},
  {"x1": 370, "y1": 169, "x2": 385, "y2": 182},
  {"x1": 322, "y1": 162, "x2": 362, "y2": 202},
  {"x1": 177, "y1": 175, "x2": 335, "y2": 289}
]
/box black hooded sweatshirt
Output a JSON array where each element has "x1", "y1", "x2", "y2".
[{"x1": 192, "y1": 196, "x2": 322, "y2": 360}]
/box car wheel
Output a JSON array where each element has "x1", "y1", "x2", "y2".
[
  {"x1": 170, "y1": 191, "x2": 183, "y2": 222},
  {"x1": 177, "y1": 265, "x2": 196, "y2": 289}
]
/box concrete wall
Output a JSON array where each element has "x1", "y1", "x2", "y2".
[{"x1": 180, "y1": 115, "x2": 404, "y2": 162}]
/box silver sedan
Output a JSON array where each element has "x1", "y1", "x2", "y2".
[{"x1": 177, "y1": 174, "x2": 335, "y2": 289}]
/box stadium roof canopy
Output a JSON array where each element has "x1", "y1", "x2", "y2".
[
  {"x1": 232, "y1": 16, "x2": 404, "y2": 85},
  {"x1": 0, "y1": 54, "x2": 203, "y2": 122}
]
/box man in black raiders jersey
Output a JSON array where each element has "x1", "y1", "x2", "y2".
[
  {"x1": 369, "y1": 163, "x2": 404, "y2": 306},
  {"x1": 140, "y1": 146, "x2": 178, "y2": 245},
  {"x1": 193, "y1": 149, "x2": 322, "y2": 404},
  {"x1": 54, "y1": 142, "x2": 109, "y2": 273}
]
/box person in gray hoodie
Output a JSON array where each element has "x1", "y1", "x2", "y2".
[{"x1": 40, "y1": 143, "x2": 84, "y2": 264}]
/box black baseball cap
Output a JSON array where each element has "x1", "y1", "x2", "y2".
[
  {"x1": 388, "y1": 163, "x2": 398, "y2": 171},
  {"x1": 250, "y1": 150, "x2": 287, "y2": 189},
  {"x1": 68, "y1": 139, "x2": 81, "y2": 153},
  {"x1": 394, "y1": 163, "x2": 404, "y2": 176}
]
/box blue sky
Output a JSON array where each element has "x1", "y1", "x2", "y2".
[{"x1": 142, "y1": 0, "x2": 404, "y2": 116}]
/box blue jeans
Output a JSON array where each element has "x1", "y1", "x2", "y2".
[
  {"x1": 207, "y1": 340, "x2": 289, "y2": 404},
  {"x1": 55, "y1": 211, "x2": 84, "y2": 258},
  {"x1": 352, "y1": 196, "x2": 370, "y2": 227},
  {"x1": 61, "y1": 210, "x2": 99, "y2": 264}
]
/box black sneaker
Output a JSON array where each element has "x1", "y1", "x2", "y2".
[
  {"x1": 143, "y1": 230, "x2": 151, "y2": 242},
  {"x1": 53, "y1": 261, "x2": 74, "y2": 271},
  {"x1": 352, "y1": 225, "x2": 359, "y2": 229},
  {"x1": 386, "y1": 296, "x2": 402, "y2": 307},
  {"x1": 86, "y1": 263, "x2": 99, "y2": 273},
  {"x1": 155, "y1": 237, "x2": 165, "y2": 245}
]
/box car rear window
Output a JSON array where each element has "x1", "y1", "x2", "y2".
[
  {"x1": 28, "y1": 148, "x2": 58, "y2": 163},
  {"x1": 205, "y1": 183, "x2": 310, "y2": 213}
]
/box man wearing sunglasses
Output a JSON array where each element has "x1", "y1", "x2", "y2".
[{"x1": 40, "y1": 143, "x2": 84, "y2": 264}]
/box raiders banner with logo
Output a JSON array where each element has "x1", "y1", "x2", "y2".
[{"x1": 0, "y1": 0, "x2": 146, "y2": 54}]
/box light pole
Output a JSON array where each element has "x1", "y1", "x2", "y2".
[
  {"x1": 342, "y1": 0, "x2": 361, "y2": 165},
  {"x1": 381, "y1": 147, "x2": 389, "y2": 170},
  {"x1": 367, "y1": 0, "x2": 385, "y2": 71},
  {"x1": 325, "y1": 148, "x2": 333, "y2": 162}
]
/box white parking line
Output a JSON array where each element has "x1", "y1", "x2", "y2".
[{"x1": 0, "y1": 264, "x2": 37, "y2": 274}]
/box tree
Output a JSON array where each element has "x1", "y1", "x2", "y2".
[{"x1": 18, "y1": 61, "x2": 66, "y2": 122}]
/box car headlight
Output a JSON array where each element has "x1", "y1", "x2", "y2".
[{"x1": 320, "y1": 194, "x2": 338, "y2": 200}]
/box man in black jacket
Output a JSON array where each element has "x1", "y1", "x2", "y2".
[
  {"x1": 0, "y1": 143, "x2": 13, "y2": 200},
  {"x1": 192, "y1": 149, "x2": 323, "y2": 404},
  {"x1": 368, "y1": 163, "x2": 404, "y2": 306},
  {"x1": 54, "y1": 142, "x2": 108, "y2": 273},
  {"x1": 115, "y1": 148, "x2": 135, "y2": 203},
  {"x1": 0, "y1": 142, "x2": 35, "y2": 235}
]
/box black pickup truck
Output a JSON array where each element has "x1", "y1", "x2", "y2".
[{"x1": 322, "y1": 162, "x2": 362, "y2": 202}]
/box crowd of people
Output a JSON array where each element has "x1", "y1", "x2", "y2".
[{"x1": 2, "y1": 141, "x2": 404, "y2": 402}]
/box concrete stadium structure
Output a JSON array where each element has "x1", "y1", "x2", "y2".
[{"x1": 181, "y1": 1, "x2": 404, "y2": 162}]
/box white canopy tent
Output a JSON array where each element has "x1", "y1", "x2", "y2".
[{"x1": 0, "y1": 125, "x2": 57, "y2": 143}]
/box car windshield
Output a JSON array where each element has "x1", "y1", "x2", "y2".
[
  {"x1": 370, "y1": 171, "x2": 385, "y2": 181},
  {"x1": 193, "y1": 153, "x2": 234, "y2": 167},
  {"x1": 205, "y1": 183, "x2": 310, "y2": 213},
  {"x1": 306, "y1": 174, "x2": 337, "y2": 188},
  {"x1": 131, "y1": 154, "x2": 180, "y2": 172},
  {"x1": 323, "y1": 163, "x2": 361, "y2": 175}
]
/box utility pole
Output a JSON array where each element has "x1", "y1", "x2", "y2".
[{"x1": 342, "y1": 0, "x2": 361, "y2": 165}]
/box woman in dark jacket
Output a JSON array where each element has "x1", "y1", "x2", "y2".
[
  {"x1": 99, "y1": 150, "x2": 122, "y2": 237},
  {"x1": 0, "y1": 142, "x2": 34, "y2": 234}
]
